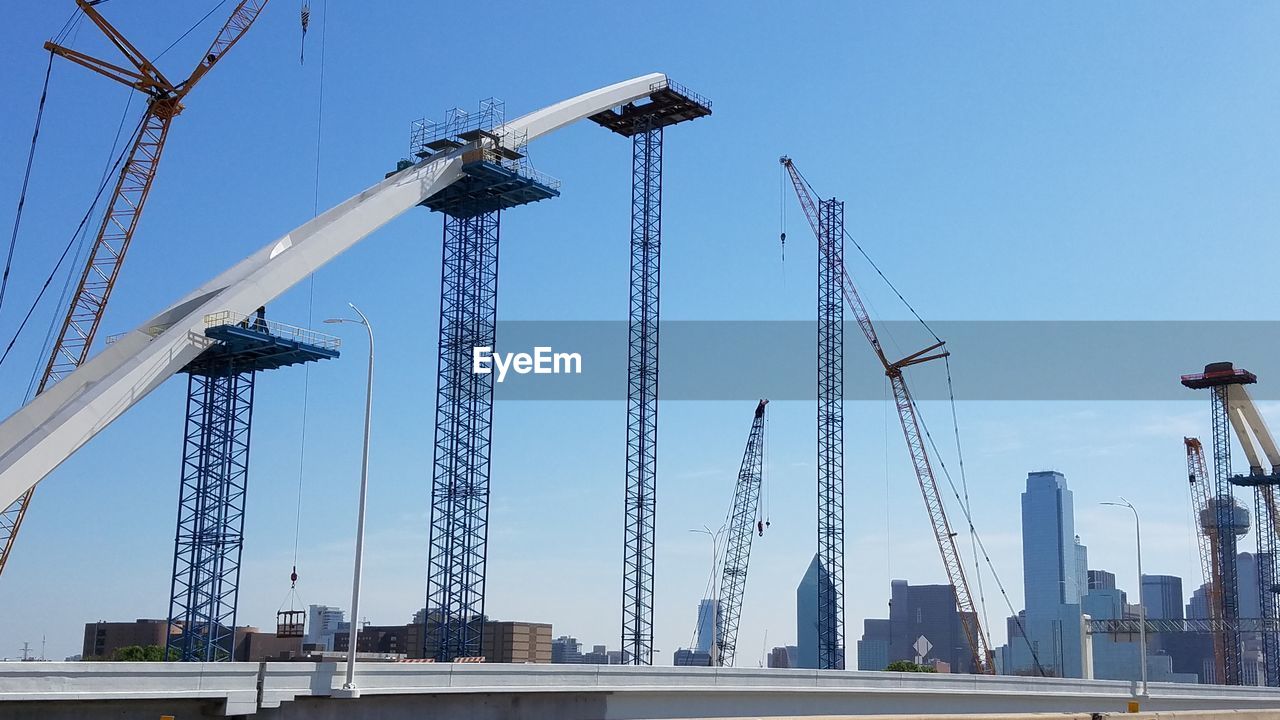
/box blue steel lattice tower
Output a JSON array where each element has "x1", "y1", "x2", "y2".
[
  {"x1": 413, "y1": 100, "x2": 561, "y2": 661},
  {"x1": 817, "y1": 198, "x2": 845, "y2": 669},
  {"x1": 1182, "y1": 362, "x2": 1253, "y2": 685},
  {"x1": 588, "y1": 80, "x2": 711, "y2": 666},
  {"x1": 167, "y1": 313, "x2": 339, "y2": 662}
]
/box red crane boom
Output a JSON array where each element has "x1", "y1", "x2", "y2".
[
  {"x1": 1185, "y1": 437, "x2": 1228, "y2": 683},
  {"x1": 0, "y1": 0, "x2": 269, "y2": 578},
  {"x1": 780, "y1": 155, "x2": 995, "y2": 674}
]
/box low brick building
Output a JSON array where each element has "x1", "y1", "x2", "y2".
[{"x1": 82, "y1": 619, "x2": 178, "y2": 659}]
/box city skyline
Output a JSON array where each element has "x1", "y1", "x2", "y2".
[{"x1": 1, "y1": 1, "x2": 1279, "y2": 664}]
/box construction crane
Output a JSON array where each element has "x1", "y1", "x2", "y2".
[
  {"x1": 0, "y1": 0, "x2": 269, "y2": 578},
  {"x1": 1182, "y1": 362, "x2": 1280, "y2": 685},
  {"x1": 708, "y1": 398, "x2": 769, "y2": 667},
  {"x1": 780, "y1": 156, "x2": 995, "y2": 674},
  {"x1": 1186, "y1": 436, "x2": 1228, "y2": 683}
]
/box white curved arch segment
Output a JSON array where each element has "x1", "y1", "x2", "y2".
[{"x1": 0, "y1": 72, "x2": 667, "y2": 509}]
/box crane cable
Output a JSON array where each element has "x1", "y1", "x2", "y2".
[
  {"x1": 778, "y1": 161, "x2": 787, "y2": 264},
  {"x1": 0, "y1": 113, "x2": 139, "y2": 376},
  {"x1": 4, "y1": 0, "x2": 228, "y2": 377},
  {"x1": 944, "y1": 353, "x2": 992, "y2": 650},
  {"x1": 285, "y1": 0, "x2": 329, "y2": 611},
  {"x1": 155, "y1": 0, "x2": 229, "y2": 64},
  {"x1": 1, "y1": 52, "x2": 55, "y2": 321}
]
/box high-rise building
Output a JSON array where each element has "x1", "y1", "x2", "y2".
[
  {"x1": 1239, "y1": 553, "x2": 1266, "y2": 619},
  {"x1": 768, "y1": 645, "x2": 798, "y2": 668},
  {"x1": 1236, "y1": 551, "x2": 1274, "y2": 684},
  {"x1": 1002, "y1": 471, "x2": 1087, "y2": 678},
  {"x1": 673, "y1": 648, "x2": 712, "y2": 666},
  {"x1": 858, "y1": 580, "x2": 974, "y2": 673},
  {"x1": 1074, "y1": 537, "x2": 1089, "y2": 599},
  {"x1": 1088, "y1": 569, "x2": 1117, "y2": 591},
  {"x1": 551, "y1": 635, "x2": 583, "y2": 664},
  {"x1": 1082, "y1": 585, "x2": 1140, "y2": 680},
  {"x1": 1141, "y1": 574, "x2": 1185, "y2": 621},
  {"x1": 694, "y1": 598, "x2": 721, "y2": 654},
  {"x1": 1022, "y1": 471, "x2": 1086, "y2": 612},
  {"x1": 581, "y1": 644, "x2": 631, "y2": 664},
  {"x1": 305, "y1": 605, "x2": 348, "y2": 651},
  {"x1": 795, "y1": 554, "x2": 829, "y2": 669},
  {"x1": 857, "y1": 619, "x2": 890, "y2": 671},
  {"x1": 1187, "y1": 582, "x2": 1211, "y2": 621}
]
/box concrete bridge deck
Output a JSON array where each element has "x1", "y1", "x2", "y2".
[{"x1": 3, "y1": 663, "x2": 1280, "y2": 719}]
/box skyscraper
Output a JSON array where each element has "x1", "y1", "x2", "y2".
[
  {"x1": 1022, "y1": 471, "x2": 1087, "y2": 612},
  {"x1": 796, "y1": 554, "x2": 829, "y2": 669},
  {"x1": 1187, "y1": 582, "x2": 1211, "y2": 621},
  {"x1": 857, "y1": 580, "x2": 974, "y2": 673},
  {"x1": 1005, "y1": 471, "x2": 1087, "y2": 678},
  {"x1": 305, "y1": 605, "x2": 348, "y2": 651},
  {"x1": 551, "y1": 635, "x2": 583, "y2": 664},
  {"x1": 1141, "y1": 574, "x2": 1185, "y2": 621},
  {"x1": 1088, "y1": 569, "x2": 1117, "y2": 591},
  {"x1": 857, "y1": 619, "x2": 890, "y2": 671},
  {"x1": 694, "y1": 598, "x2": 721, "y2": 654}
]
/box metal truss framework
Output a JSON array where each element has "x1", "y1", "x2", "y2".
[
  {"x1": 817, "y1": 198, "x2": 845, "y2": 670},
  {"x1": 623, "y1": 119, "x2": 662, "y2": 667},
  {"x1": 0, "y1": 0, "x2": 270, "y2": 582},
  {"x1": 1255, "y1": 488, "x2": 1280, "y2": 685},
  {"x1": 715, "y1": 399, "x2": 768, "y2": 667},
  {"x1": 166, "y1": 367, "x2": 255, "y2": 663},
  {"x1": 1212, "y1": 385, "x2": 1244, "y2": 685},
  {"x1": 1090, "y1": 618, "x2": 1280, "y2": 634},
  {"x1": 424, "y1": 209, "x2": 500, "y2": 662},
  {"x1": 0, "y1": 110, "x2": 171, "y2": 577},
  {"x1": 1186, "y1": 437, "x2": 1228, "y2": 684}
]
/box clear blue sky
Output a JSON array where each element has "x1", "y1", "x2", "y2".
[{"x1": 0, "y1": 1, "x2": 1278, "y2": 662}]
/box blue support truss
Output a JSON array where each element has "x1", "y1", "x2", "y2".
[
  {"x1": 817, "y1": 198, "x2": 845, "y2": 670},
  {"x1": 166, "y1": 367, "x2": 254, "y2": 662},
  {"x1": 424, "y1": 208, "x2": 500, "y2": 661},
  {"x1": 1212, "y1": 386, "x2": 1244, "y2": 684},
  {"x1": 413, "y1": 97, "x2": 566, "y2": 662},
  {"x1": 622, "y1": 118, "x2": 662, "y2": 667},
  {"x1": 166, "y1": 315, "x2": 338, "y2": 662},
  {"x1": 1255, "y1": 487, "x2": 1280, "y2": 685},
  {"x1": 588, "y1": 78, "x2": 710, "y2": 668}
]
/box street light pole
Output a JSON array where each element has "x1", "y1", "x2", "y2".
[
  {"x1": 325, "y1": 303, "x2": 374, "y2": 698},
  {"x1": 1102, "y1": 497, "x2": 1147, "y2": 699},
  {"x1": 690, "y1": 525, "x2": 727, "y2": 667}
]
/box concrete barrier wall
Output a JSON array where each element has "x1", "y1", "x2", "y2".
[
  {"x1": 4, "y1": 662, "x2": 1280, "y2": 718},
  {"x1": 0, "y1": 661, "x2": 259, "y2": 715}
]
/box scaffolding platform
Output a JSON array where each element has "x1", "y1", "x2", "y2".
[
  {"x1": 420, "y1": 150, "x2": 560, "y2": 218},
  {"x1": 183, "y1": 311, "x2": 340, "y2": 376},
  {"x1": 406, "y1": 98, "x2": 562, "y2": 218},
  {"x1": 1231, "y1": 472, "x2": 1280, "y2": 487},
  {"x1": 1181, "y1": 361, "x2": 1257, "y2": 389},
  {"x1": 588, "y1": 79, "x2": 712, "y2": 137}
]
